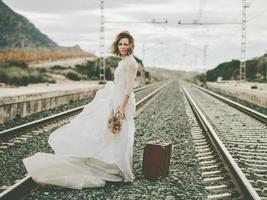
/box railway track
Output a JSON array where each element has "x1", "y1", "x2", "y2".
[
  {"x1": 0, "y1": 81, "x2": 168, "y2": 200},
  {"x1": 184, "y1": 100, "x2": 239, "y2": 200},
  {"x1": 0, "y1": 82, "x2": 162, "y2": 141},
  {"x1": 183, "y1": 82, "x2": 266, "y2": 200}
]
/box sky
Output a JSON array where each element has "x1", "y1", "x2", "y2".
[{"x1": 2, "y1": 0, "x2": 267, "y2": 72}]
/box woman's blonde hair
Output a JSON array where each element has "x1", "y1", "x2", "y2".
[{"x1": 110, "y1": 31, "x2": 134, "y2": 56}]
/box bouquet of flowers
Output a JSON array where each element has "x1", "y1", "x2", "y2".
[{"x1": 107, "y1": 109, "x2": 125, "y2": 135}]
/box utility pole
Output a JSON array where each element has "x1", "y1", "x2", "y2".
[
  {"x1": 240, "y1": 0, "x2": 249, "y2": 81},
  {"x1": 204, "y1": 44, "x2": 207, "y2": 69},
  {"x1": 185, "y1": 43, "x2": 208, "y2": 69},
  {"x1": 142, "y1": 43, "x2": 145, "y2": 63},
  {"x1": 265, "y1": 50, "x2": 267, "y2": 81},
  {"x1": 99, "y1": 0, "x2": 105, "y2": 81},
  {"x1": 194, "y1": 55, "x2": 198, "y2": 67},
  {"x1": 181, "y1": 44, "x2": 187, "y2": 68}
]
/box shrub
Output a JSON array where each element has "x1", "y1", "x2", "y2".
[
  {"x1": 0, "y1": 66, "x2": 53, "y2": 86},
  {"x1": 36, "y1": 67, "x2": 47, "y2": 73},
  {"x1": 145, "y1": 79, "x2": 151, "y2": 85},
  {"x1": 98, "y1": 80, "x2": 107, "y2": 84},
  {"x1": 7, "y1": 61, "x2": 28, "y2": 69},
  {"x1": 51, "y1": 65, "x2": 66, "y2": 70},
  {"x1": 47, "y1": 79, "x2": 56, "y2": 83},
  {"x1": 65, "y1": 71, "x2": 81, "y2": 81}
]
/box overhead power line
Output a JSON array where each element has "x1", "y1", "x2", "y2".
[
  {"x1": 178, "y1": 20, "x2": 241, "y2": 25},
  {"x1": 178, "y1": 1, "x2": 249, "y2": 81},
  {"x1": 105, "y1": 20, "x2": 168, "y2": 24},
  {"x1": 99, "y1": 1, "x2": 167, "y2": 80}
]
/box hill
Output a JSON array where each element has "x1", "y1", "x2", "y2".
[
  {"x1": 0, "y1": 0, "x2": 94, "y2": 63},
  {"x1": 0, "y1": 0, "x2": 58, "y2": 49},
  {"x1": 146, "y1": 67, "x2": 184, "y2": 81}
]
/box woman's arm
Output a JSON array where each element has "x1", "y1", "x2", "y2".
[
  {"x1": 117, "y1": 57, "x2": 138, "y2": 115},
  {"x1": 118, "y1": 95, "x2": 130, "y2": 115}
]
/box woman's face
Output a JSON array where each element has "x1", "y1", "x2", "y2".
[{"x1": 118, "y1": 38, "x2": 130, "y2": 57}]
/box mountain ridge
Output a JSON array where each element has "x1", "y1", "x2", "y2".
[
  {"x1": 0, "y1": 0, "x2": 94, "y2": 63},
  {"x1": 0, "y1": 0, "x2": 59, "y2": 49}
]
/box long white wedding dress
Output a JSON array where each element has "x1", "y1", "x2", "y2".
[{"x1": 23, "y1": 54, "x2": 139, "y2": 189}]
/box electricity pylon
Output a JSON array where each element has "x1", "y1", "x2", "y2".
[
  {"x1": 178, "y1": 1, "x2": 248, "y2": 81},
  {"x1": 99, "y1": 0, "x2": 105, "y2": 81},
  {"x1": 240, "y1": 0, "x2": 249, "y2": 81}
]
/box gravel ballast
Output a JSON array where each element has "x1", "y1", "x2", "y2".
[
  {"x1": 1, "y1": 80, "x2": 207, "y2": 199},
  {"x1": 0, "y1": 83, "x2": 163, "y2": 186},
  {"x1": 0, "y1": 81, "x2": 207, "y2": 200}
]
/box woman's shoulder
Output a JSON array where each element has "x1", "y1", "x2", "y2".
[{"x1": 123, "y1": 54, "x2": 138, "y2": 69}]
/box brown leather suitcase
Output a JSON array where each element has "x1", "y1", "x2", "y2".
[{"x1": 142, "y1": 140, "x2": 172, "y2": 180}]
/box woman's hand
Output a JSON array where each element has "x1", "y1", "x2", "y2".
[{"x1": 116, "y1": 106, "x2": 125, "y2": 118}]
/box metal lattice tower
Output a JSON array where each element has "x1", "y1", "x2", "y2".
[
  {"x1": 99, "y1": 0, "x2": 106, "y2": 80},
  {"x1": 204, "y1": 45, "x2": 207, "y2": 68},
  {"x1": 240, "y1": 0, "x2": 247, "y2": 81},
  {"x1": 184, "y1": 43, "x2": 207, "y2": 69}
]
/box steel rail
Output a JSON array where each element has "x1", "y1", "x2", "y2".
[
  {"x1": 0, "y1": 82, "x2": 162, "y2": 141},
  {"x1": 194, "y1": 84, "x2": 267, "y2": 124},
  {"x1": 183, "y1": 86, "x2": 261, "y2": 200},
  {"x1": 0, "y1": 82, "x2": 167, "y2": 200}
]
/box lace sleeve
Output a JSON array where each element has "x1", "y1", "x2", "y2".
[{"x1": 124, "y1": 57, "x2": 138, "y2": 96}]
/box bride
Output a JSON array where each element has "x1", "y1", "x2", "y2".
[{"x1": 23, "y1": 31, "x2": 139, "y2": 189}]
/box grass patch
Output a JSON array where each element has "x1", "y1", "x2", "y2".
[
  {"x1": 0, "y1": 62, "x2": 55, "y2": 86},
  {"x1": 47, "y1": 65, "x2": 83, "y2": 81}
]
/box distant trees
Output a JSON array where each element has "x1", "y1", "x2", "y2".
[
  {"x1": 207, "y1": 60, "x2": 240, "y2": 81},
  {"x1": 0, "y1": 53, "x2": 150, "y2": 86},
  {"x1": 75, "y1": 59, "x2": 113, "y2": 80},
  {"x1": 206, "y1": 57, "x2": 267, "y2": 82}
]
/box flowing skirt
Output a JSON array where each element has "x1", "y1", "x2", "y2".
[{"x1": 23, "y1": 81, "x2": 136, "y2": 189}]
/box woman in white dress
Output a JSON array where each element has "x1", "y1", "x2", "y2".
[{"x1": 23, "y1": 31, "x2": 139, "y2": 189}]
